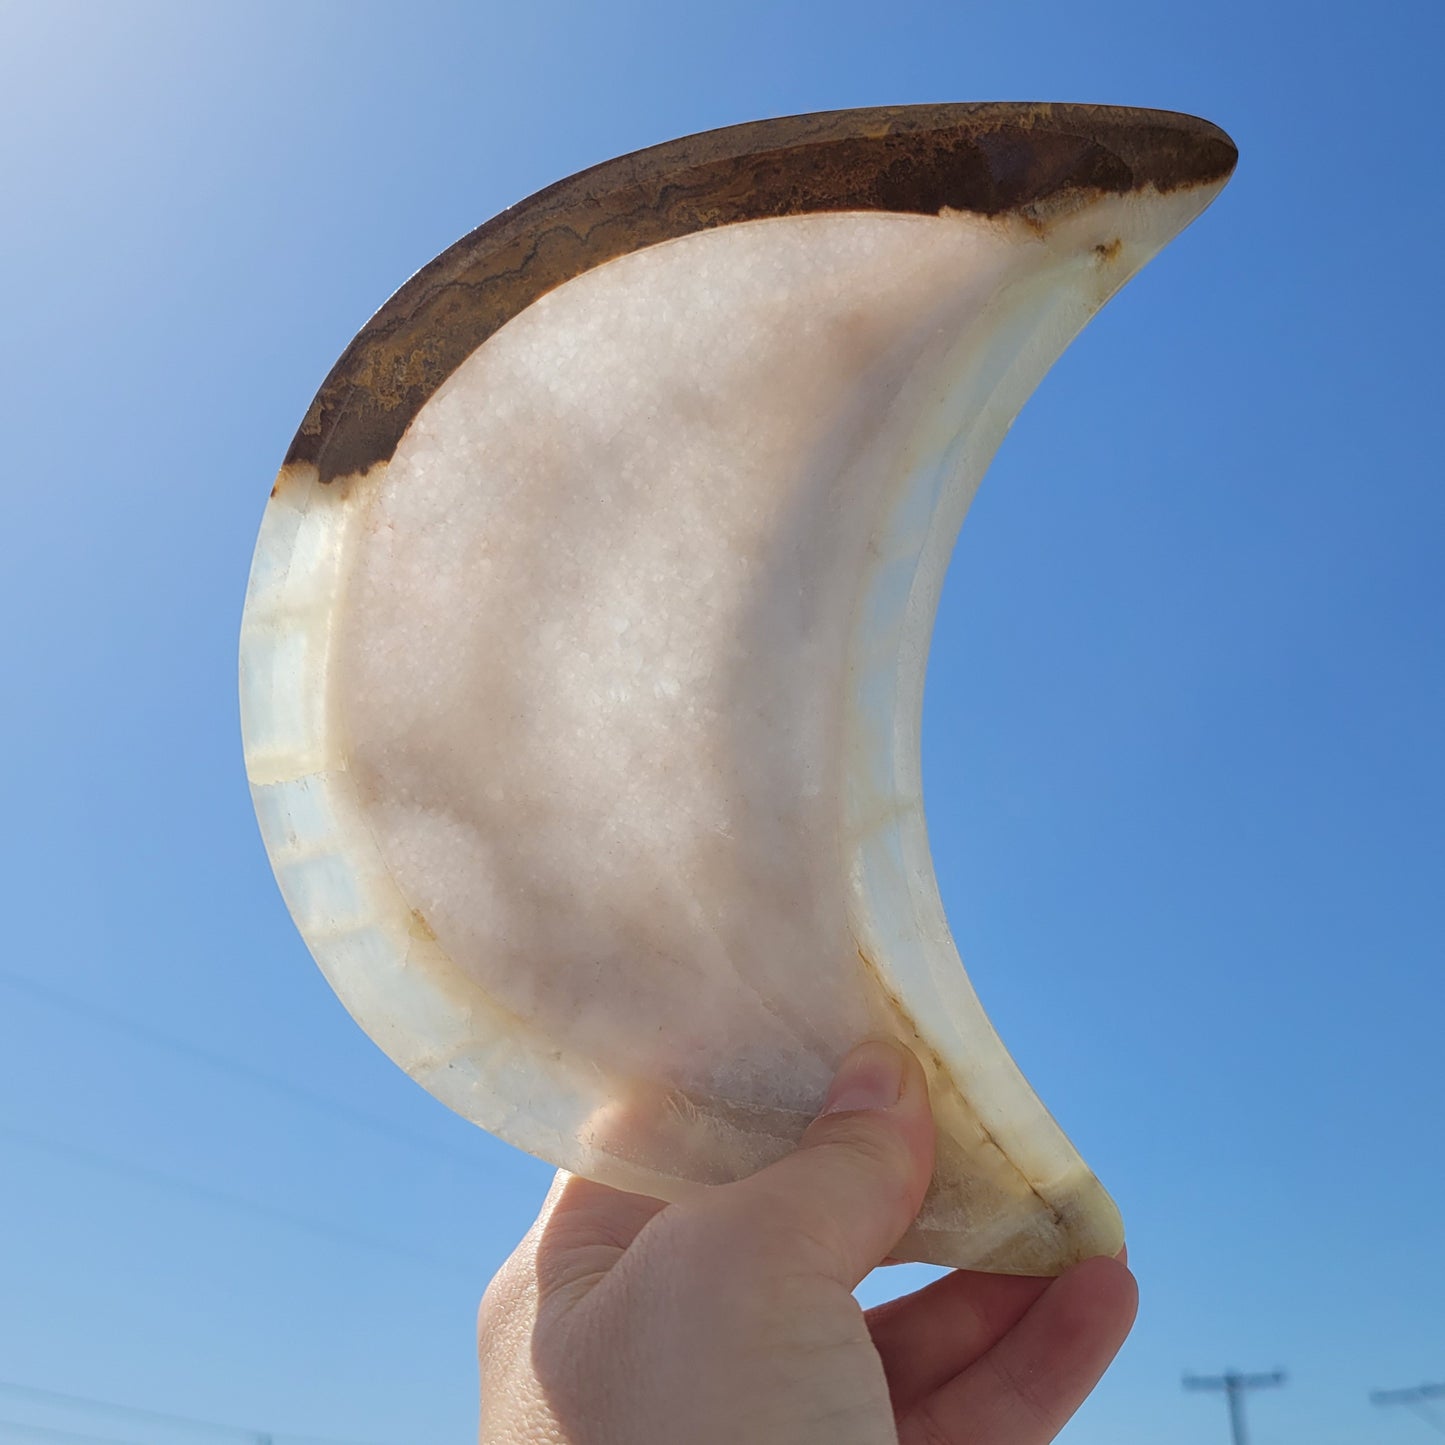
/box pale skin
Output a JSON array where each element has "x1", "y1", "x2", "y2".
[{"x1": 479, "y1": 1039, "x2": 1138, "y2": 1444}]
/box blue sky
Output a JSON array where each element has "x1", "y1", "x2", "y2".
[{"x1": 1, "y1": 2, "x2": 1441, "y2": 1442}]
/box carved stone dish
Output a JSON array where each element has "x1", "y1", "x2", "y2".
[{"x1": 240, "y1": 104, "x2": 1236, "y2": 1273}]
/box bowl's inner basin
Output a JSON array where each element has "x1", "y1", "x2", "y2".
[{"x1": 244, "y1": 182, "x2": 1219, "y2": 1268}]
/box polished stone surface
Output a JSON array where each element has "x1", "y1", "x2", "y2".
[{"x1": 241, "y1": 106, "x2": 1235, "y2": 1272}]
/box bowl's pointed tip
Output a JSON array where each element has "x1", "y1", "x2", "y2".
[
  {"x1": 1013, "y1": 101, "x2": 1239, "y2": 198},
  {"x1": 1130, "y1": 105, "x2": 1239, "y2": 190}
]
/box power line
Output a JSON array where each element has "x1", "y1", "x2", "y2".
[
  {"x1": 0, "y1": 1378, "x2": 396, "y2": 1445},
  {"x1": 1183, "y1": 1370, "x2": 1285, "y2": 1445},
  {"x1": 0, "y1": 969, "x2": 469, "y2": 1167},
  {"x1": 0, "y1": 1377, "x2": 259, "y2": 1440},
  {"x1": 0, "y1": 1124, "x2": 458, "y2": 1275},
  {"x1": 0, "y1": 1416, "x2": 151, "y2": 1445},
  {"x1": 1372, "y1": 1382, "x2": 1445, "y2": 1436}
]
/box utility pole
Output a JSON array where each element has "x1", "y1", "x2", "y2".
[
  {"x1": 1371, "y1": 1382, "x2": 1445, "y2": 1435},
  {"x1": 1184, "y1": 1369, "x2": 1286, "y2": 1445}
]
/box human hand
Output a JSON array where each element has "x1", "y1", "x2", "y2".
[{"x1": 478, "y1": 1039, "x2": 1137, "y2": 1444}]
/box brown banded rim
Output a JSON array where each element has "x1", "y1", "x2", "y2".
[{"x1": 285, "y1": 102, "x2": 1237, "y2": 486}]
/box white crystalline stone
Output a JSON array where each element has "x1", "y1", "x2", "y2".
[{"x1": 243, "y1": 182, "x2": 1225, "y2": 1273}]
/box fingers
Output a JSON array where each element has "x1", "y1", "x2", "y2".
[
  {"x1": 530, "y1": 1171, "x2": 671, "y2": 1307},
  {"x1": 544, "y1": 1171, "x2": 671, "y2": 1246},
  {"x1": 898, "y1": 1255, "x2": 1138, "y2": 1445},
  {"x1": 867, "y1": 1268, "x2": 1052, "y2": 1410},
  {"x1": 702, "y1": 1039, "x2": 936, "y2": 1290}
]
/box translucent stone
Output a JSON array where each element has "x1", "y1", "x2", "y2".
[{"x1": 241, "y1": 108, "x2": 1233, "y2": 1273}]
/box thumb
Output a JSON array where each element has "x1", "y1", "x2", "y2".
[{"x1": 710, "y1": 1039, "x2": 936, "y2": 1290}]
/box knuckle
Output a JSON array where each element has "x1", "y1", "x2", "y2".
[
  {"x1": 688, "y1": 1190, "x2": 839, "y2": 1286},
  {"x1": 902, "y1": 1400, "x2": 959, "y2": 1445},
  {"x1": 809, "y1": 1113, "x2": 912, "y2": 1175},
  {"x1": 983, "y1": 1350, "x2": 1059, "y2": 1434},
  {"x1": 769, "y1": 1211, "x2": 858, "y2": 1280},
  {"x1": 477, "y1": 1253, "x2": 533, "y2": 1341}
]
